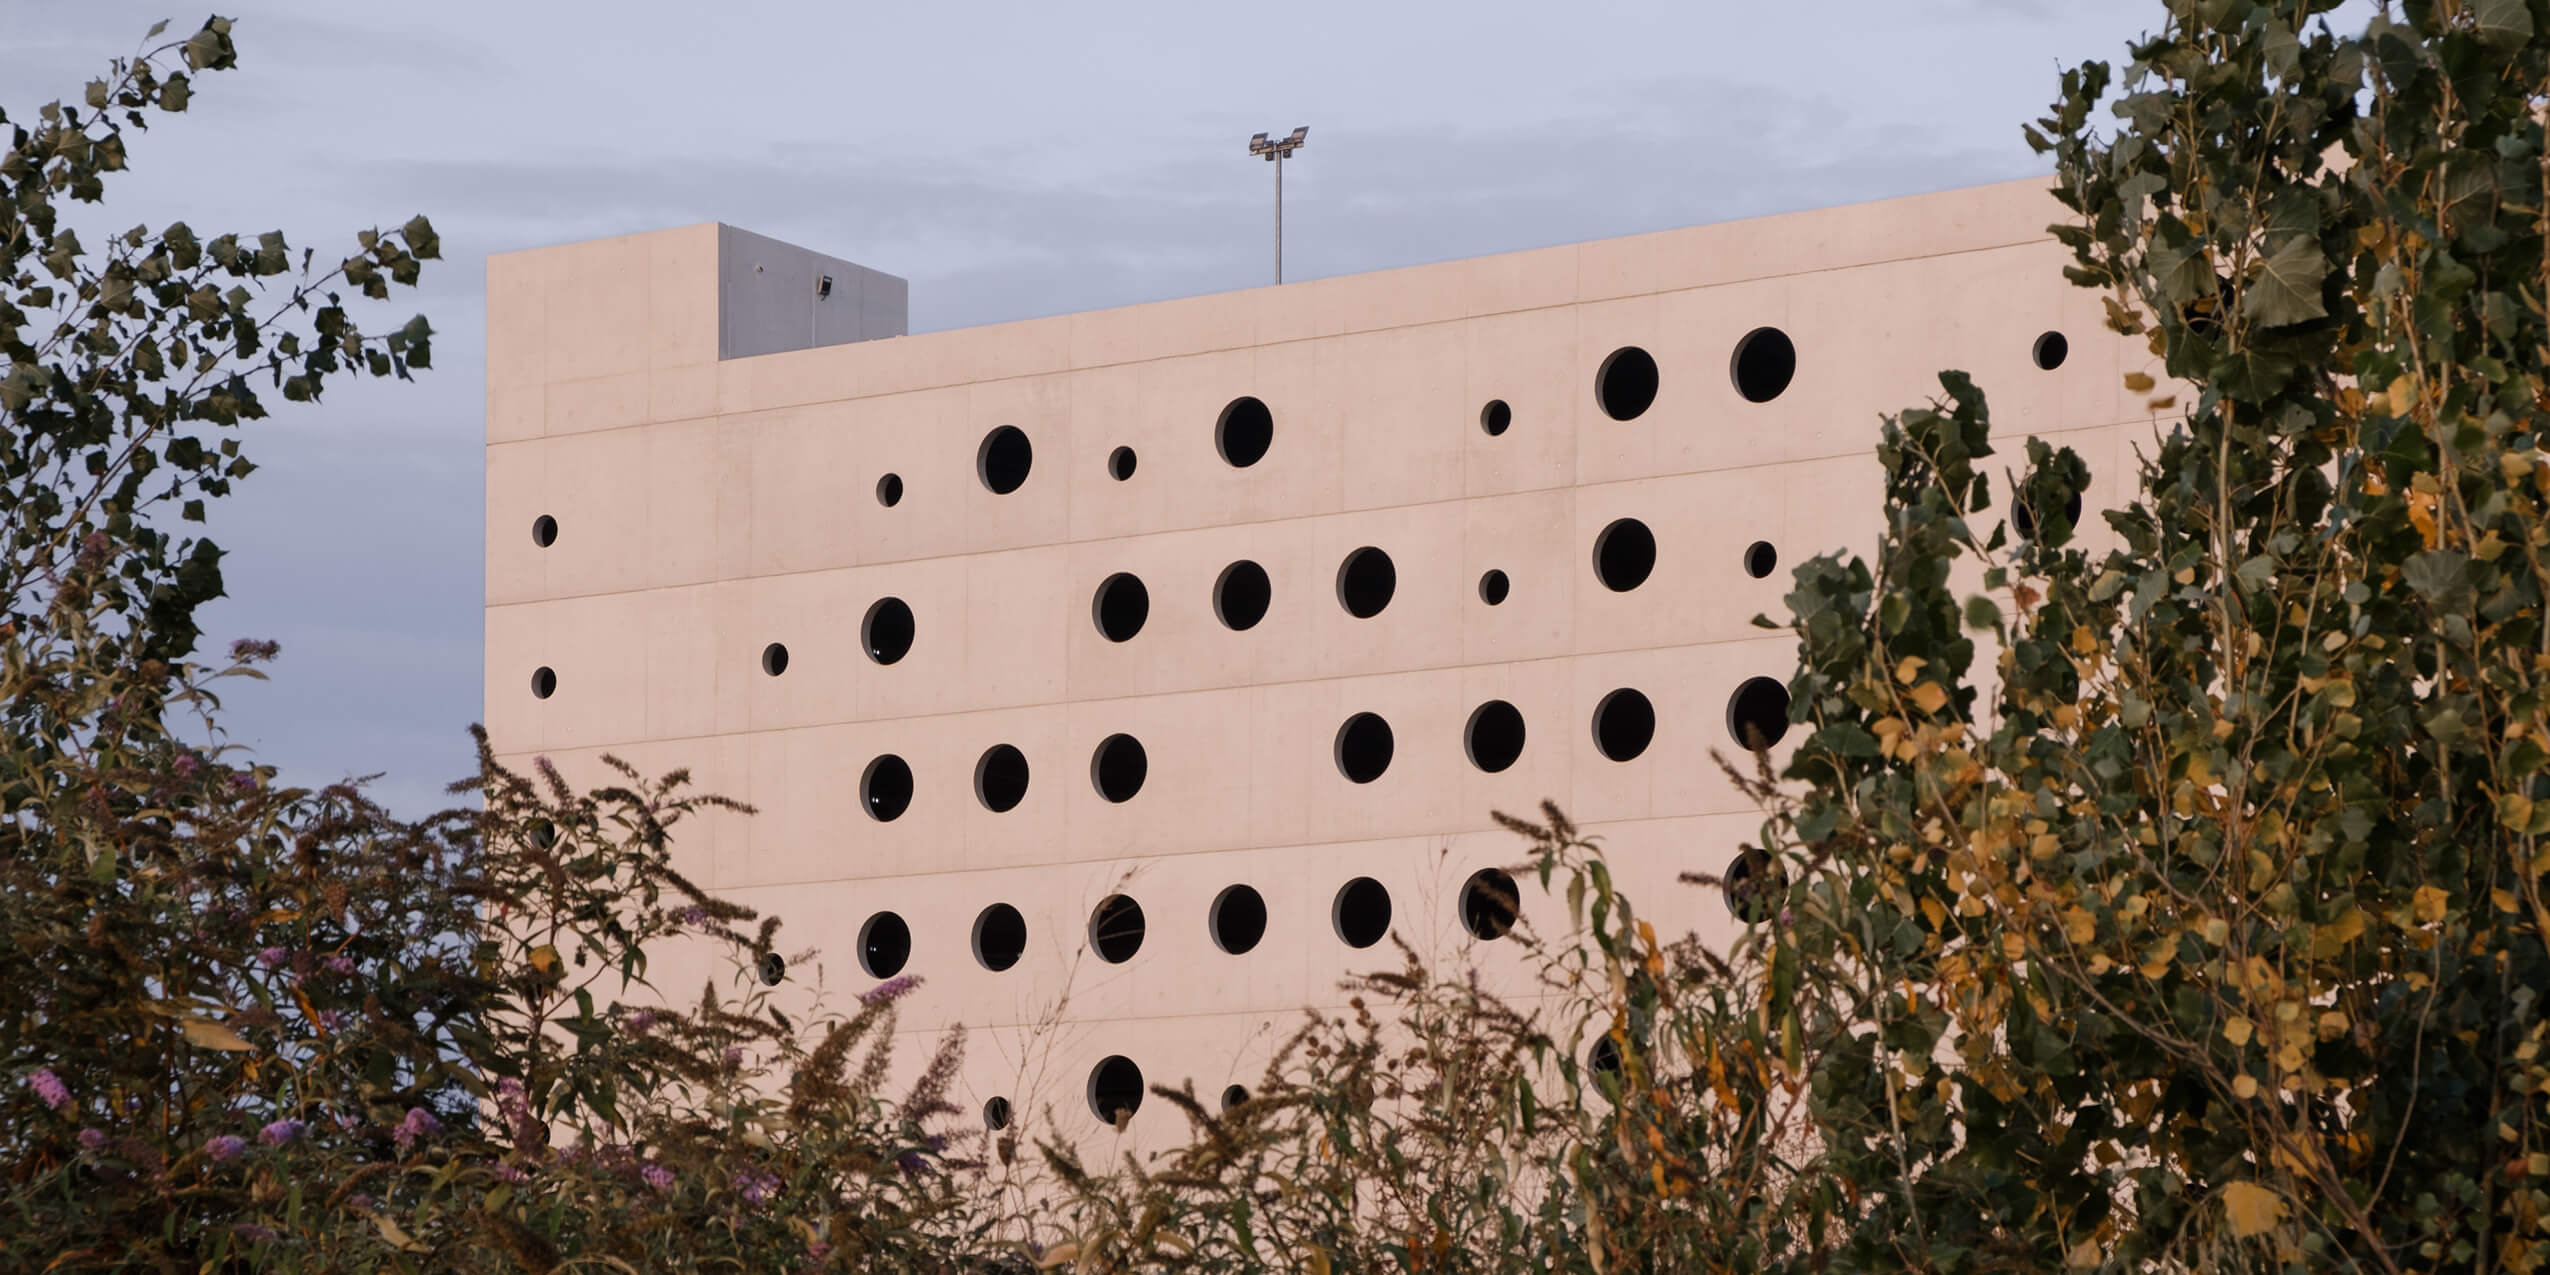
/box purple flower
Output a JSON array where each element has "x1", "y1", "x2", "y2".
[
  {"x1": 492, "y1": 1161, "x2": 528, "y2": 1183},
  {"x1": 258, "y1": 1119, "x2": 304, "y2": 1147},
  {"x1": 807, "y1": 1240, "x2": 833, "y2": 1262},
  {"x1": 256, "y1": 947, "x2": 289, "y2": 970},
  {"x1": 325, "y1": 953, "x2": 357, "y2": 976},
  {"x1": 895, "y1": 1151, "x2": 924, "y2": 1176},
  {"x1": 860, "y1": 974, "x2": 919, "y2": 1007},
  {"x1": 677, "y1": 906, "x2": 708, "y2": 926},
  {"x1": 228, "y1": 638, "x2": 281, "y2": 663},
  {"x1": 230, "y1": 772, "x2": 258, "y2": 793},
  {"x1": 174, "y1": 752, "x2": 200, "y2": 779},
  {"x1": 641, "y1": 1163, "x2": 675, "y2": 1192},
  {"x1": 392, "y1": 1107, "x2": 440, "y2": 1151},
  {"x1": 315, "y1": 1010, "x2": 345, "y2": 1033},
  {"x1": 231, "y1": 1223, "x2": 279, "y2": 1244},
  {"x1": 625, "y1": 1010, "x2": 657, "y2": 1035},
  {"x1": 735, "y1": 1168, "x2": 779, "y2": 1206},
  {"x1": 76, "y1": 1128, "x2": 107, "y2": 1151},
  {"x1": 723, "y1": 1046, "x2": 745, "y2": 1068},
  {"x1": 348, "y1": 1193, "x2": 372, "y2": 1211},
  {"x1": 204, "y1": 1135, "x2": 246, "y2": 1163},
  {"x1": 26, "y1": 1068, "x2": 69, "y2": 1112}
]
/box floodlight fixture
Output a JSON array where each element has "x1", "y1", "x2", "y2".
[{"x1": 1245, "y1": 125, "x2": 1310, "y2": 283}]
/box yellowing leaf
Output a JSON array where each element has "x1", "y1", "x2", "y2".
[
  {"x1": 180, "y1": 1016, "x2": 254, "y2": 1052},
  {"x1": 2223, "y1": 1016, "x2": 2254, "y2": 1047},
  {"x1": 2233, "y1": 1073, "x2": 2259, "y2": 1099},
  {"x1": 1919, "y1": 896, "x2": 1948, "y2": 931},
  {"x1": 2124, "y1": 371, "x2": 2156, "y2": 393},
  {"x1": 1893, "y1": 655, "x2": 1927, "y2": 685},
  {"x1": 1907, "y1": 682, "x2": 1949, "y2": 715},
  {"x1": 2222, "y1": 1181, "x2": 2284, "y2": 1238},
  {"x1": 370, "y1": 1211, "x2": 431, "y2": 1254},
  {"x1": 2413, "y1": 885, "x2": 2450, "y2": 925},
  {"x1": 2066, "y1": 1236, "x2": 2104, "y2": 1268},
  {"x1": 2062, "y1": 905, "x2": 2096, "y2": 944},
  {"x1": 2493, "y1": 888, "x2": 2519, "y2": 914},
  {"x1": 529, "y1": 944, "x2": 561, "y2": 975},
  {"x1": 1035, "y1": 1242, "x2": 1081, "y2": 1269}
]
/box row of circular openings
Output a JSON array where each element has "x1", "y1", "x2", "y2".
[
  {"x1": 866, "y1": 398, "x2": 1265, "y2": 514},
  {"x1": 845, "y1": 680, "x2": 1792, "y2": 822}
]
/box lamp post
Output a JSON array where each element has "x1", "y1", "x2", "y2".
[{"x1": 1248, "y1": 126, "x2": 1308, "y2": 284}]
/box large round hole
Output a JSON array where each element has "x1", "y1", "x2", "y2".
[
  {"x1": 530, "y1": 667, "x2": 557, "y2": 700},
  {"x1": 1723, "y1": 847, "x2": 1787, "y2": 925},
  {"x1": 1726, "y1": 676, "x2": 1792, "y2": 750},
  {"x1": 861, "y1": 754, "x2": 914, "y2": 822},
  {"x1": 1215, "y1": 560, "x2": 1271, "y2": 631},
  {"x1": 1596, "y1": 346, "x2": 1659, "y2": 421},
  {"x1": 1477, "y1": 569, "x2": 1510, "y2": 606},
  {"x1": 1479, "y1": 399, "x2": 1512, "y2": 437},
  {"x1": 1743, "y1": 541, "x2": 1778, "y2": 579},
  {"x1": 1593, "y1": 518, "x2": 1656, "y2": 592},
  {"x1": 1333, "y1": 877, "x2": 1392, "y2": 949},
  {"x1": 863, "y1": 597, "x2": 915, "y2": 665},
  {"x1": 1221, "y1": 1084, "x2": 1249, "y2": 1113},
  {"x1": 1090, "y1": 734, "x2": 1147, "y2": 803},
  {"x1": 2033, "y1": 330, "x2": 2069, "y2": 371},
  {"x1": 984, "y1": 1096, "x2": 1013, "y2": 1130},
  {"x1": 1217, "y1": 396, "x2": 1273, "y2": 468},
  {"x1": 1588, "y1": 1034, "x2": 1624, "y2": 1090},
  {"x1": 876, "y1": 473, "x2": 904, "y2": 507},
  {"x1": 2011, "y1": 483, "x2": 2086, "y2": 542},
  {"x1": 859, "y1": 911, "x2": 911, "y2": 978},
  {"x1": 761, "y1": 642, "x2": 790, "y2": 677},
  {"x1": 974, "y1": 744, "x2": 1030, "y2": 813},
  {"x1": 757, "y1": 951, "x2": 786, "y2": 986},
  {"x1": 1089, "y1": 894, "x2": 1146, "y2": 964},
  {"x1": 1334, "y1": 713, "x2": 1395, "y2": 784},
  {"x1": 973, "y1": 903, "x2": 1027, "y2": 972},
  {"x1": 1336, "y1": 547, "x2": 1396, "y2": 619},
  {"x1": 1730, "y1": 327, "x2": 1796, "y2": 403},
  {"x1": 1460, "y1": 867, "x2": 1521, "y2": 941},
  {"x1": 1108, "y1": 445, "x2": 1138, "y2": 481},
  {"x1": 1209, "y1": 884, "x2": 1267, "y2": 955},
  {"x1": 1465, "y1": 700, "x2": 1526, "y2": 773},
  {"x1": 1088, "y1": 1055, "x2": 1144, "y2": 1125},
  {"x1": 1592, "y1": 688, "x2": 1655, "y2": 762},
  {"x1": 531, "y1": 514, "x2": 558, "y2": 548},
  {"x1": 976, "y1": 425, "x2": 1033, "y2": 495},
  {"x1": 1092, "y1": 572, "x2": 1150, "y2": 643}
]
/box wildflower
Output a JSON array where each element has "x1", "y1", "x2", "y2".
[
  {"x1": 860, "y1": 973, "x2": 919, "y2": 1006},
  {"x1": 26, "y1": 1068, "x2": 69, "y2": 1112},
  {"x1": 204, "y1": 1135, "x2": 247, "y2": 1163},
  {"x1": 230, "y1": 771, "x2": 258, "y2": 793},
  {"x1": 173, "y1": 752, "x2": 199, "y2": 779},
  {"x1": 724, "y1": 1046, "x2": 745, "y2": 1068},
  {"x1": 807, "y1": 1241, "x2": 833, "y2": 1262},
  {"x1": 676, "y1": 906, "x2": 707, "y2": 926},
  {"x1": 314, "y1": 1010, "x2": 345, "y2": 1033},
  {"x1": 258, "y1": 1119, "x2": 304, "y2": 1147},
  {"x1": 735, "y1": 1168, "x2": 779, "y2": 1206},
  {"x1": 77, "y1": 1128, "x2": 107, "y2": 1150},
  {"x1": 625, "y1": 1010, "x2": 657, "y2": 1035},
  {"x1": 349, "y1": 1193, "x2": 372, "y2": 1211},
  {"x1": 492, "y1": 1162, "x2": 528, "y2": 1183},
  {"x1": 325, "y1": 953, "x2": 357, "y2": 976},
  {"x1": 256, "y1": 947, "x2": 290, "y2": 970},
  {"x1": 392, "y1": 1107, "x2": 440, "y2": 1151},
  {"x1": 641, "y1": 1163, "x2": 675, "y2": 1193},
  {"x1": 229, "y1": 638, "x2": 281, "y2": 663},
  {"x1": 895, "y1": 1150, "x2": 924, "y2": 1176},
  {"x1": 231, "y1": 1223, "x2": 279, "y2": 1244}
]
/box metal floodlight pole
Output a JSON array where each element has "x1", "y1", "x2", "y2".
[{"x1": 1247, "y1": 126, "x2": 1309, "y2": 284}]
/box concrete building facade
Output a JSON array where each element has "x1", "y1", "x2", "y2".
[{"x1": 482, "y1": 176, "x2": 2139, "y2": 1157}]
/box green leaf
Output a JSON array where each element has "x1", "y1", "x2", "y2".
[
  {"x1": 2241, "y1": 236, "x2": 2329, "y2": 327},
  {"x1": 1963, "y1": 594, "x2": 2002, "y2": 630},
  {"x1": 2477, "y1": 0, "x2": 2533, "y2": 47}
]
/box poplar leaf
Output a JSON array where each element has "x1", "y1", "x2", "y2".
[
  {"x1": 2221, "y1": 1181, "x2": 2283, "y2": 1237},
  {"x1": 2241, "y1": 236, "x2": 2329, "y2": 327},
  {"x1": 1907, "y1": 683, "x2": 1949, "y2": 715},
  {"x1": 180, "y1": 1016, "x2": 253, "y2": 1051},
  {"x1": 2413, "y1": 885, "x2": 2450, "y2": 924},
  {"x1": 2478, "y1": 0, "x2": 2533, "y2": 47}
]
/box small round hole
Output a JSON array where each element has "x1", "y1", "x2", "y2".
[
  {"x1": 1214, "y1": 560, "x2": 1272, "y2": 631},
  {"x1": 1108, "y1": 445, "x2": 1138, "y2": 481},
  {"x1": 876, "y1": 473, "x2": 904, "y2": 507},
  {"x1": 1730, "y1": 326, "x2": 1796, "y2": 403},
  {"x1": 974, "y1": 744, "x2": 1030, "y2": 813},
  {"x1": 2033, "y1": 330, "x2": 2069, "y2": 371},
  {"x1": 861, "y1": 754, "x2": 914, "y2": 822},
  {"x1": 1334, "y1": 713, "x2": 1395, "y2": 784},
  {"x1": 1596, "y1": 346, "x2": 1659, "y2": 421},
  {"x1": 1477, "y1": 569, "x2": 1510, "y2": 606},
  {"x1": 761, "y1": 642, "x2": 789, "y2": 677},
  {"x1": 1091, "y1": 734, "x2": 1148, "y2": 803},
  {"x1": 531, "y1": 514, "x2": 558, "y2": 548},
  {"x1": 1089, "y1": 894, "x2": 1146, "y2": 964},
  {"x1": 1464, "y1": 700, "x2": 1526, "y2": 774},
  {"x1": 1217, "y1": 396, "x2": 1273, "y2": 468},
  {"x1": 1592, "y1": 688, "x2": 1655, "y2": 762},
  {"x1": 984, "y1": 1096, "x2": 1013, "y2": 1130},
  {"x1": 1726, "y1": 676, "x2": 1793, "y2": 750},
  {"x1": 1723, "y1": 847, "x2": 1787, "y2": 925},
  {"x1": 1333, "y1": 877, "x2": 1392, "y2": 948},
  {"x1": 863, "y1": 598, "x2": 915, "y2": 665},
  {"x1": 1479, "y1": 399, "x2": 1512, "y2": 437},
  {"x1": 1336, "y1": 547, "x2": 1396, "y2": 619},
  {"x1": 757, "y1": 951, "x2": 786, "y2": 986},
  {"x1": 1593, "y1": 518, "x2": 1656, "y2": 592},
  {"x1": 1092, "y1": 572, "x2": 1150, "y2": 643},
  {"x1": 1088, "y1": 1055, "x2": 1144, "y2": 1125},
  {"x1": 1209, "y1": 884, "x2": 1268, "y2": 955},
  {"x1": 530, "y1": 667, "x2": 557, "y2": 699},
  {"x1": 1459, "y1": 867, "x2": 1520, "y2": 941},
  {"x1": 1743, "y1": 541, "x2": 1778, "y2": 579},
  {"x1": 977, "y1": 425, "x2": 1033, "y2": 495},
  {"x1": 858, "y1": 911, "x2": 911, "y2": 978},
  {"x1": 1221, "y1": 1084, "x2": 1250, "y2": 1112},
  {"x1": 973, "y1": 903, "x2": 1027, "y2": 972}
]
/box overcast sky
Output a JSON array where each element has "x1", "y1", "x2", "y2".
[{"x1": 5, "y1": 1, "x2": 2170, "y2": 814}]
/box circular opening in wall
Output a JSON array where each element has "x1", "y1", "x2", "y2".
[
  {"x1": 1591, "y1": 688, "x2": 1656, "y2": 762},
  {"x1": 1480, "y1": 399, "x2": 1512, "y2": 437},
  {"x1": 1217, "y1": 396, "x2": 1273, "y2": 468},
  {"x1": 1088, "y1": 1055, "x2": 1144, "y2": 1125},
  {"x1": 1221, "y1": 1084, "x2": 1250, "y2": 1113},
  {"x1": 983, "y1": 1096, "x2": 1013, "y2": 1131},
  {"x1": 761, "y1": 642, "x2": 790, "y2": 677},
  {"x1": 1333, "y1": 877, "x2": 1392, "y2": 948},
  {"x1": 1336, "y1": 546, "x2": 1396, "y2": 619},
  {"x1": 1460, "y1": 867, "x2": 1521, "y2": 941},
  {"x1": 1477, "y1": 569, "x2": 1510, "y2": 606},
  {"x1": 757, "y1": 951, "x2": 786, "y2": 986},
  {"x1": 530, "y1": 667, "x2": 557, "y2": 700},
  {"x1": 1334, "y1": 712, "x2": 1395, "y2": 784},
  {"x1": 1588, "y1": 1034, "x2": 1624, "y2": 1090},
  {"x1": 876, "y1": 473, "x2": 904, "y2": 508},
  {"x1": 861, "y1": 754, "x2": 914, "y2": 822},
  {"x1": 859, "y1": 910, "x2": 911, "y2": 978},
  {"x1": 974, "y1": 744, "x2": 1030, "y2": 813},
  {"x1": 1089, "y1": 894, "x2": 1146, "y2": 964},
  {"x1": 1723, "y1": 847, "x2": 1787, "y2": 925},
  {"x1": 973, "y1": 902, "x2": 1027, "y2": 972},
  {"x1": 531, "y1": 514, "x2": 558, "y2": 548},
  {"x1": 1214, "y1": 560, "x2": 1271, "y2": 631},
  {"x1": 1726, "y1": 677, "x2": 1793, "y2": 750},
  {"x1": 1108, "y1": 445, "x2": 1138, "y2": 481},
  {"x1": 1465, "y1": 700, "x2": 1527, "y2": 774},
  {"x1": 2033, "y1": 330, "x2": 2069, "y2": 371},
  {"x1": 2011, "y1": 484, "x2": 2085, "y2": 542},
  {"x1": 1593, "y1": 518, "x2": 1656, "y2": 592},
  {"x1": 976, "y1": 425, "x2": 1033, "y2": 495},
  {"x1": 1730, "y1": 327, "x2": 1796, "y2": 403},
  {"x1": 528, "y1": 819, "x2": 558, "y2": 849},
  {"x1": 863, "y1": 597, "x2": 915, "y2": 665},
  {"x1": 1209, "y1": 884, "x2": 1268, "y2": 955},
  {"x1": 1090, "y1": 733, "x2": 1147, "y2": 803},
  {"x1": 1092, "y1": 572, "x2": 1150, "y2": 643},
  {"x1": 1597, "y1": 346, "x2": 1659, "y2": 421},
  {"x1": 1743, "y1": 540, "x2": 1778, "y2": 579}
]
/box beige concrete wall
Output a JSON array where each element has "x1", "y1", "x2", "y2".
[{"x1": 483, "y1": 178, "x2": 2158, "y2": 1162}]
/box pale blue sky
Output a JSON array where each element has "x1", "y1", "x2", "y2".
[{"x1": 4, "y1": 2, "x2": 2181, "y2": 812}]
